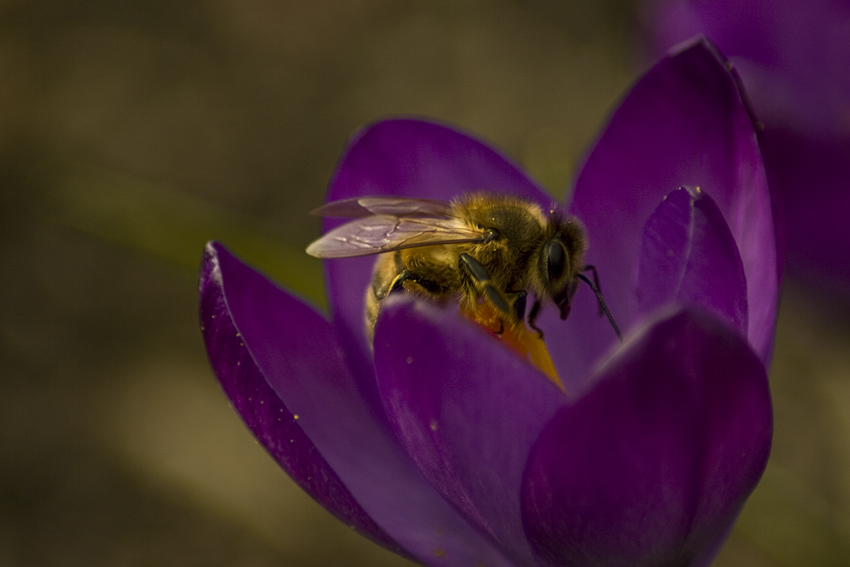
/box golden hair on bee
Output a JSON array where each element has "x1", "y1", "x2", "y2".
[{"x1": 306, "y1": 193, "x2": 620, "y2": 342}]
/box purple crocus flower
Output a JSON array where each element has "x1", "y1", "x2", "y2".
[
  {"x1": 200, "y1": 39, "x2": 777, "y2": 567},
  {"x1": 641, "y1": 0, "x2": 850, "y2": 292}
]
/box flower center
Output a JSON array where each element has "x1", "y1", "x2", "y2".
[{"x1": 459, "y1": 301, "x2": 564, "y2": 391}]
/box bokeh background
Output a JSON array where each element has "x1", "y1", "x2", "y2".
[{"x1": 1, "y1": 1, "x2": 848, "y2": 566}]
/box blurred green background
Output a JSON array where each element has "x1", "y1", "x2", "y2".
[{"x1": 1, "y1": 1, "x2": 848, "y2": 566}]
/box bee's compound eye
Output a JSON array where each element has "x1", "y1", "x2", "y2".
[{"x1": 545, "y1": 239, "x2": 568, "y2": 283}]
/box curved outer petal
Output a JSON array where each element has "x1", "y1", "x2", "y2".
[
  {"x1": 561, "y1": 38, "x2": 776, "y2": 390},
  {"x1": 199, "y1": 243, "x2": 401, "y2": 555},
  {"x1": 322, "y1": 118, "x2": 554, "y2": 415},
  {"x1": 201, "y1": 242, "x2": 515, "y2": 567},
  {"x1": 521, "y1": 308, "x2": 772, "y2": 567},
  {"x1": 374, "y1": 296, "x2": 568, "y2": 567},
  {"x1": 636, "y1": 186, "x2": 747, "y2": 335}
]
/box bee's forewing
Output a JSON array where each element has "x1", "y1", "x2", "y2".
[
  {"x1": 306, "y1": 215, "x2": 482, "y2": 258},
  {"x1": 311, "y1": 197, "x2": 452, "y2": 218}
]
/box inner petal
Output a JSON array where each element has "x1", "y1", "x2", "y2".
[{"x1": 636, "y1": 186, "x2": 748, "y2": 336}]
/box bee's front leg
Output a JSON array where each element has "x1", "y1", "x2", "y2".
[
  {"x1": 511, "y1": 290, "x2": 527, "y2": 321},
  {"x1": 526, "y1": 298, "x2": 544, "y2": 339}
]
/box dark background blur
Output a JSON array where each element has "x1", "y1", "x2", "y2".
[{"x1": 1, "y1": 1, "x2": 848, "y2": 566}]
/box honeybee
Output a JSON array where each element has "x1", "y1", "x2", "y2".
[{"x1": 306, "y1": 193, "x2": 620, "y2": 342}]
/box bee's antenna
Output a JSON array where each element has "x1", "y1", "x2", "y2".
[{"x1": 577, "y1": 272, "x2": 622, "y2": 341}]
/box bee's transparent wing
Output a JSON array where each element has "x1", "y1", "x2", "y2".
[
  {"x1": 311, "y1": 197, "x2": 453, "y2": 218},
  {"x1": 306, "y1": 214, "x2": 483, "y2": 258}
]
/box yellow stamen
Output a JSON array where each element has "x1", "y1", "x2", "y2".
[{"x1": 459, "y1": 302, "x2": 564, "y2": 392}]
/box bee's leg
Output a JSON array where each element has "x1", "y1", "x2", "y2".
[
  {"x1": 582, "y1": 265, "x2": 604, "y2": 316},
  {"x1": 458, "y1": 253, "x2": 511, "y2": 316},
  {"x1": 512, "y1": 290, "x2": 527, "y2": 321},
  {"x1": 577, "y1": 268, "x2": 622, "y2": 341},
  {"x1": 526, "y1": 298, "x2": 544, "y2": 339},
  {"x1": 372, "y1": 252, "x2": 411, "y2": 301},
  {"x1": 388, "y1": 271, "x2": 413, "y2": 295},
  {"x1": 386, "y1": 252, "x2": 411, "y2": 295},
  {"x1": 388, "y1": 271, "x2": 446, "y2": 298},
  {"x1": 506, "y1": 289, "x2": 544, "y2": 338}
]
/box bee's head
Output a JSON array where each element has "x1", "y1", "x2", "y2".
[{"x1": 537, "y1": 215, "x2": 588, "y2": 318}]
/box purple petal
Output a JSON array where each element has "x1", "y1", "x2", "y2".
[
  {"x1": 521, "y1": 308, "x2": 772, "y2": 567},
  {"x1": 374, "y1": 295, "x2": 568, "y2": 566},
  {"x1": 201, "y1": 242, "x2": 515, "y2": 567},
  {"x1": 199, "y1": 242, "x2": 402, "y2": 556},
  {"x1": 322, "y1": 118, "x2": 553, "y2": 415},
  {"x1": 636, "y1": 186, "x2": 747, "y2": 335},
  {"x1": 562, "y1": 38, "x2": 776, "y2": 386}
]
